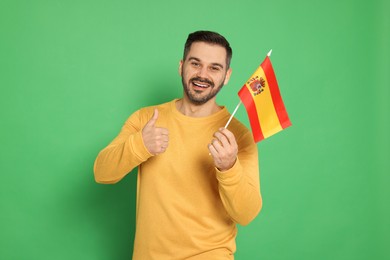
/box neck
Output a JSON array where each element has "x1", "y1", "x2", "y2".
[{"x1": 176, "y1": 97, "x2": 222, "y2": 118}]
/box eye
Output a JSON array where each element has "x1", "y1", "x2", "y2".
[
  {"x1": 191, "y1": 62, "x2": 200, "y2": 67},
  {"x1": 210, "y1": 66, "x2": 221, "y2": 72}
]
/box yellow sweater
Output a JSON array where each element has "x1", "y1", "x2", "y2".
[{"x1": 94, "y1": 99, "x2": 262, "y2": 260}]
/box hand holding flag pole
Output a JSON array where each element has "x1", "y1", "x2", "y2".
[{"x1": 224, "y1": 49, "x2": 291, "y2": 142}]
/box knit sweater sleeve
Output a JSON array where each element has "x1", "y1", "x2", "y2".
[
  {"x1": 93, "y1": 110, "x2": 153, "y2": 184},
  {"x1": 215, "y1": 131, "x2": 262, "y2": 226}
]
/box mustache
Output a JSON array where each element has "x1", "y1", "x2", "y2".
[{"x1": 190, "y1": 77, "x2": 214, "y2": 87}]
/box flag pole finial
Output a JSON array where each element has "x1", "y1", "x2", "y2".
[{"x1": 267, "y1": 49, "x2": 272, "y2": 57}]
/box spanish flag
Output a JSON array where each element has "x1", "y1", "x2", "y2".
[{"x1": 238, "y1": 53, "x2": 291, "y2": 142}]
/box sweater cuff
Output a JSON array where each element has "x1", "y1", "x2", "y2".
[
  {"x1": 129, "y1": 131, "x2": 153, "y2": 162},
  {"x1": 215, "y1": 158, "x2": 243, "y2": 186}
]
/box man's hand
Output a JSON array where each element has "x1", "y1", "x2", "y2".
[
  {"x1": 208, "y1": 128, "x2": 238, "y2": 171},
  {"x1": 142, "y1": 109, "x2": 169, "y2": 155}
]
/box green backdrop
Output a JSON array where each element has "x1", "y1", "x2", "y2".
[{"x1": 1, "y1": 0, "x2": 389, "y2": 259}]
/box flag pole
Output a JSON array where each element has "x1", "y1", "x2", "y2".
[
  {"x1": 224, "y1": 100, "x2": 242, "y2": 128},
  {"x1": 224, "y1": 49, "x2": 272, "y2": 129}
]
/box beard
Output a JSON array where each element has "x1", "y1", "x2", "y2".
[{"x1": 181, "y1": 74, "x2": 225, "y2": 105}]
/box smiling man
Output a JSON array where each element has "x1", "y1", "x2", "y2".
[
  {"x1": 180, "y1": 41, "x2": 231, "y2": 107},
  {"x1": 94, "y1": 31, "x2": 262, "y2": 260}
]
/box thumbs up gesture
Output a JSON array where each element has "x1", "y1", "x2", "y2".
[{"x1": 142, "y1": 109, "x2": 169, "y2": 155}]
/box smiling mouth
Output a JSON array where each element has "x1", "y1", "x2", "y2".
[
  {"x1": 192, "y1": 81, "x2": 209, "y2": 88},
  {"x1": 191, "y1": 78, "x2": 213, "y2": 89}
]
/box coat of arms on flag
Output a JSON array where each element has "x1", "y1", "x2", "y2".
[{"x1": 248, "y1": 76, "x2": 266, "y2": 96}]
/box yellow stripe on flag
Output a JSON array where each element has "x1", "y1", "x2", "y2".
[{"x1": 247, "y1": 66, "x2": 283, "y2": 138}]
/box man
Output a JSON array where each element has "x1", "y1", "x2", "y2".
[{"x1": 94, "y1": 30, "x2": 262, "y2": 259}]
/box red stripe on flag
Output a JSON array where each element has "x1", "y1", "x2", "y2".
[
  {"x1": 238, "y1": 85, "x2": 264, "y2": 142},
  {"x1": 261, "y1": 57, "x2": 292, "y2": 129}
]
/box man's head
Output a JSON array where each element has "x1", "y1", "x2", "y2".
[
  {"x1": 183, "y1": 31, "x2": 232, "y2": 69},
  {"x1": 179, "y1": 31, "x2": 233, "y2": 105}
]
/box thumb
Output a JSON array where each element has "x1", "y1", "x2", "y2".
[{"x1": 145, "y1": 108, "x2": 159, "y2": 127}]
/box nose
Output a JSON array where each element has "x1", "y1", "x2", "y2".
[{"x1": 196, "y1": 66, "x2": 208, "y2": 78}]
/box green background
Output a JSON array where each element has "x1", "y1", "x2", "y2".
[{"x1": 1, "y1": 0, "x2": 389, "y2": 259}]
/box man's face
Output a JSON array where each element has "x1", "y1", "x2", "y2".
[{"x1": 179, "y1": 42, "x2": 232, "y2": 105}]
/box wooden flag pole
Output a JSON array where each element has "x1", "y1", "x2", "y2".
[
  {"x1": 224, "y1": 49, "x2": 272, "y2": 129},
  {"x1": 224, "y1": 100, "x2": 242, "y2": 128}
]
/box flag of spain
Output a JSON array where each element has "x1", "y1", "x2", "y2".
[{"x1": 238, "y1": 55, "x2": 291, "y2": 142}]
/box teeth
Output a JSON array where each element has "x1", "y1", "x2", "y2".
[{"x1": 193, "y1": 82, "x2": 208, "y2": 88}]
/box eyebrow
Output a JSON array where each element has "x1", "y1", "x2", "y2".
[{"x1": 188, "y1": 57, "x2": 225, "y2": 69}]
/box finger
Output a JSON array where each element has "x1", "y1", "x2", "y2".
[
  {"x1": 157, "y1": 127, "x2": 169, "y2": 136},
  {"x1": 160, "y1": 139, "x2": 169, "y2": 147},
  {"x1": 162, "y1": 142, "x2": 168, "y2": 148},
  {"x1": 208, "y1": 143, "x2": 218, "y2": 157},
  {"x1": 156, "y1": 134, "x2": 169, "y2": 144},
  {"x1": 160, "y1": 144, "x2": 168, "y2": 153},
  {"x1": 154, "y1": 129, "x2": 169, "y2": 144},
  {"x1": 219, "y1": 128, "x2": 238, "y2": 149},
  {"x1": 159, "y1": 136, "x2": 169, "y2": 144},
  {"x1": 145, "y1": 108, "x2": 159, "y2": 127},
  {"x1": 210, "y1": 138, "x2": 224, "y2": 153},
  {"x1": 218, "y1": 128, "x2": 235, "y2": 144},
  {"x1": 155, "y1": 147, "x2": 165, "y2": 155},
  {"x1": 214, "y1": 131, "x2": 230, "y2": 148}
]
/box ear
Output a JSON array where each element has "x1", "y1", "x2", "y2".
[
  {"x1": 178, "y1": 60, "x2": 183, "y2": 76},
  {"x1": 223, "y1": 68, "x2": 232, "y2": 85}
]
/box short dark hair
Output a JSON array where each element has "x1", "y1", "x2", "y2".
[{"x1": 183, "y1": 30, "x2": 233, "y2": 69}]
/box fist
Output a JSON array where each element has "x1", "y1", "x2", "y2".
[
  {"x1": 208, "y1": 128, "x2": 238, "y2": 171},
  {"x1": 142, "y1": 109, "x2": 169, "y2": 155}
]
